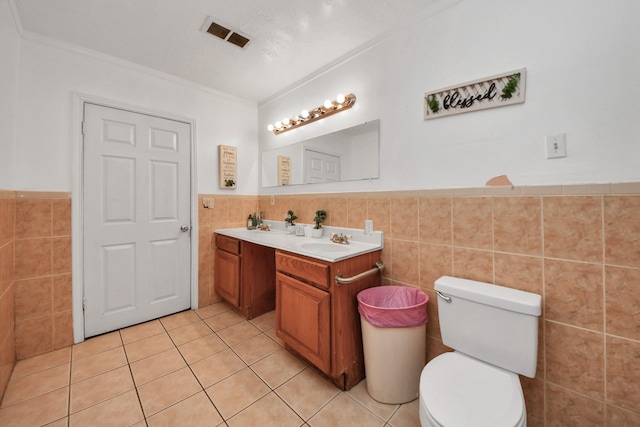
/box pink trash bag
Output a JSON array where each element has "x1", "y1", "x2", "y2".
[{"x1": 357, "y1": 286, "x2": 428, "y2": 328}]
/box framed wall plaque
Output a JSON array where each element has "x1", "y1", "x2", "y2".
[{"x1": 218, "y1": 145, "x2": 237, "y2": 189}]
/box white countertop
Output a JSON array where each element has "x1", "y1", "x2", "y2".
[{"x1": 215, "y1": 221, "x2": 384, "y2": 262}]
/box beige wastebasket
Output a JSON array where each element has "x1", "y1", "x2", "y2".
[{"x1": 358, "y1": 286, "x2": 428, "y2": 404}]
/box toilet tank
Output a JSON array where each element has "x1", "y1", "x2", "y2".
[{"x1": 435, "y1": 276, "x2": 542, "y2": 378}]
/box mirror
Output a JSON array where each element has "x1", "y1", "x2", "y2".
[{"x1": 261, "y1": 120, "x2": 379, "y2": 187}]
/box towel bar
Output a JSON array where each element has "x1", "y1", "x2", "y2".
[{"x1": 334, "y1": 261, "x2": 384, "y2": 286}]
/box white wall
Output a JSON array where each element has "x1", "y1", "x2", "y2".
[
  {"x1": 12, "y1": 35, "x2": 259, "y2": 194},
  {"x1": 0, "y1": 0, "x2": 20, "y2": 189},
  {"x1": 258, "y1": 0, "x2": 640, "y2": 193}
]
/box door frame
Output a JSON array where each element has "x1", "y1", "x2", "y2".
[{"x1": 72, "y1": 93, "x2": 199, "y2": 344}]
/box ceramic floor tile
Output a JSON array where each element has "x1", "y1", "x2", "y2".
[
  {"x1": 167, "y1": 320, "x2": 213, "y2": 346},
  {"x1": 44, "y1": 417, "x2": 68, "y2": 427},
  {"x1": 159, "y1": 310, "x2": 200, "y2": 331},
  {"x1": 250, "y1": 310, "x2": 276, "y2": 331},
  {"x1": 146, "y1": 391, "x2": 223, "y2": 427},
  {"x1": 69, "y1": 365, "x2": 135, "y2": 413},
  {"x1": 1, "y1": 363, "x2": 70, "y2": 407},
  {"x1": 226, "y1": 392, "x2": 304, "y2": 427},
  {"x1": 309, "y1": 393, "x2": 385, "y2": 427},
  {"x1": 231, "y1": 333, "x2": 281, "y2": 365},
  {"x1": 205, "y1": 367, "x2": 270, "y2": 419},
  {"x1": 264, "y1": 327, "x2": 285, "y2": 346},
  {"x1": 276, "y1": 368, "x2": 340, "y2": 420},
  {"x1": 194, "y1": 302, "x2": 230, "y2": 320},
  {"x1": 216, "y1": 320, "x2": 261, "y2": 347},
  {"x1": 130, "y1": 347, "x2": 186, "y2": 386},
  {"x1": 72, "y1": 331, "x2": 122, "y2": 361},
  {"x1": 204, "y1": 310, "x2": 244, "y2": 331},
  {"x1": 251, "y1": 348, "x2": 307, "y2": 389},
  {"x1": 190, "y1": 348, "x2": 247, "y2": 388},
  {"x1": 177, "y1": 333, "x2": 229, "y2": 365},
  {"x1": 120, "y1": 319, "x2": 165, "y2": 344},
  {"x1": 10, "y1": 347, "x2": 71, "y2": 380},
  {"x1": 388, "y1": 399, "x2": 421, "y2": 427},
  {"x1": 346, "y1": 379, "x2": 399, "y2": 421},
  {"x1": 70, "y1": 346, "x2": 127, "y2": 383},
  {"x1": 137, "y1": 367, "x2": 202, "y2": 417},
  {"x1": 68, "y1": 389, "x2": 144, "y2": 427},
  {"x1": 124, "y1": 332, "x2": 174, "y2": 363},
  {"x1": 0, "y1": 387, "x2": 68, "y2": 427}
]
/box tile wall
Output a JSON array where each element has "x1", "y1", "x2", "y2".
[
  {"x1": 11, "y1": 192, "x2": 73, "y2": 361},
  {"x1": 250, "y1": 184, "x2": 640, "y2": 426},
  {"x1": 6, "y1": 184, "x2": 640, "y2": 425},
  {"x1": 0, "y1": 190, "x2": 16, "y2": 399}
]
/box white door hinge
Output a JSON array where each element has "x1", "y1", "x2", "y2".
[
  {"x1": 81, "y1": 121, "x2": 86, "y2": 135},
  {"x1": 82, "y1": 297, "x2": 86, "y2": 311}
]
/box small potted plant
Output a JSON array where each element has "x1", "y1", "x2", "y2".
[
  {"x1": 312, "y1": 209, "x2": 326, "y2": 238},
  {"x1": 284, "y1": 210, "x2": 298, "y2": 234}
]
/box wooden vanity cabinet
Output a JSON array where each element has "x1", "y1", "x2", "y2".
[
  {"x1": 275, "y1": 249, "x2": 382, "y2": 390},
  {"x1": 214, "y1": 234, "x2": 275, "y2": 319}
]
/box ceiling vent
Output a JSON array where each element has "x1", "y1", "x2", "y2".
[{"x1": 203, "y1": 18, "x2": 250, "y2": 49}]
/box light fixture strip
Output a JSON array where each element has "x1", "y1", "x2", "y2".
[{"x1": 268, "y1": 93, "x2": 356, "y2": 135}]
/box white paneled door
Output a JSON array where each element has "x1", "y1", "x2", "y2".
[
  {"x1": 304, "y1": 149, "x2": 340, "y2": 184},
  {"x1": 83, "y1": 103, "x2": 192, "y2": 338}
]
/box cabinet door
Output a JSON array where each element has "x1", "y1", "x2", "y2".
[
  {"x1": 276, "y1": 272, "x2": 331, "y2": 374},
  {"x1": 215, "y1": 249, "x2": 241, "y2": 306}
]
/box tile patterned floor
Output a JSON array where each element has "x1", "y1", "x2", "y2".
[{"x1": 0, "y1": 302, "x2": 420, "y2": 426}]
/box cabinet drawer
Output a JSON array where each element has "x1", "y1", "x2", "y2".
[
  {"x1": 276, "y1": 251, "x2": 330, "y2": 290},
  {"x1": 215, "y1": 234, "x2": 240, "y2": 255}
]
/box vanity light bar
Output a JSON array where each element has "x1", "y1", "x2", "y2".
[{"x1": 267, "y1": 93, "x2": 356, "y2": 135}]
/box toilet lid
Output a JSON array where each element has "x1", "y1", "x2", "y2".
[{"x1": 421, "y1": 352, "x2": 524, "y2": 427}]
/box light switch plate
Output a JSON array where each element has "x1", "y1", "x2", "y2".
[
  {"x1": 546, "y1": 133, "x2": 567, "y2": 159},
  {"x1": 364, "y1": 219, "x2": 374, "y2": 235}
]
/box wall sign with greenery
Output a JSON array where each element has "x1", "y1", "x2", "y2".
[{"x1": 424, "y1": 68, "x2": 526, "y2": 120}]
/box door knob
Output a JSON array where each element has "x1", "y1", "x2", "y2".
[{"x1": 180, "y1": 225, "x2": 190, "y2": 232}]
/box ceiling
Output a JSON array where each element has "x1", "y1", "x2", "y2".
[{"x1": 11, "y1": 0, "x2": 444, "y2": 103}]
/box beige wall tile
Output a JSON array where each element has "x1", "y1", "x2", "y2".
[
  {"x1": 368, "y1": 197, "x2": 390, "y2": 236},
  {"x1": 389, "y1": 197, "x2": 415, "y2": 239},
  {"x1": 419, "y1": 198, "x2": 452, "y2": 245},
  {"x1": 419, "y1": 243, "x2": 452, "y2": 291},
  {"x1": 493, "y1": 197, "x2": 542, "y2": 256},
  {"x1": 390, "y1": 240, "x2": 419, "y2": 286},
  {"x1": 605, "y1": 266, "x2": 640, "y2": 341},
  {"x1": 545, "y1": 322, "x2": 604, "y2": 399},
  {"x1": 347, "y1": 198, "x2": 367, "y2": 229},
  {"x1": 544, "y1": 259, "x2": 604, "y2": 331},
  {"x1": 14, "y1": 277, "x2": 52, "y2": 320},
  {"x1": 15, "y1": 315, "x2": 54, "y2": 359},
  {"x1": 14, "y1": 237, "x2": 52, "y2": 279},
  {"x1": 452, "y1": 247, "x2": 493, "y2": 283},
  {"x1": 606, "y1": 336, "x2": 640, "y2": 413},
  {"x1": 543, "y1": 196, "x2": 603, "y2": 262},
  {"x1": 606, "y1": 404, "x2": 640, "y2": 426},
  {"x1": 52, "y1": 273, "x2": 72, "y2": 313},
  {"x1": 51, "y1": 199, "x2": 71, "y2": 237},
  {"x1": 546, "y1": 383, "x2": 605, "y2": 426},
  {"x1": 329, "y1": 198, "x2": 348, "y2": 227},
  {"x1": 52, "y1": 236, "x2": 72, "y2": 275},
  {"x1": 604, "y1": 195, "x2": 640, "y2": 268},
  {"x1": 520, "y1": 377, "x2": 544, "y2": 427},
  {"x1": 452, "y1": 197, "x2": 492, "y2": 250},
  {"x1": 494, "y1": 253, "x2": 543, "y2": 295},
  {"x1": 14, "y1": 199, "x2": 51, "y2": 239}
]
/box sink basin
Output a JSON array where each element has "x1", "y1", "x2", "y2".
[{"x1": 298, "y1": 242, "x2": 351, "y2": 253}]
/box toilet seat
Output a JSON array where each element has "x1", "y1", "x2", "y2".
[{"x1": 420, "y1": 352, "x2": 526, "y2": 427}]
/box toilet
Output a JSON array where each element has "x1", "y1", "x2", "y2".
[{"x1": 419, "y1": 276, "x2": 542, "y2": 427}]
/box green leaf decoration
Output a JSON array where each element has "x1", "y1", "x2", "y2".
[
  {"x1": 426, "y1": 94, "x2": 440, "y2": 113},
  {"x1": 500, "y1": 73, "x2": 520, "y2": 99}
]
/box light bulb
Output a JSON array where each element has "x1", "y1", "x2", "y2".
[
  {"x1": 301, "y1": 110, "x2": 309, "y2": 119},
  {"x1": 336, "y1": 94, "x2": 345, "y2": 104},
  {"x1": 275, "y1": 121, "x2": 282, "y2": 129},
  {"x1": 283, "y1": 118, "x2": 290, "y2": 126},
  {"x1": 324, "y1": 100, "x2": 333, "y2": 109},
  {"x1": 267, "y1": 124, "x2": 274, "y2": 132}
]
